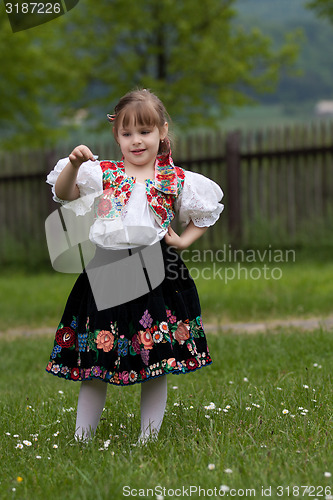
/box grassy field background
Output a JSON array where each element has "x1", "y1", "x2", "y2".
[
  {"x1": 1, "y1": 248, "x2": 333, "y2": 332},
  {"x1": 1, "y1": 330, "x2": 332, "y2": 499},
  {"x1": 1, "y1": 250, "x2": 332, "y2": 499}
]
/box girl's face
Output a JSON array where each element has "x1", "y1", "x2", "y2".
[{"x1": 116, "y1": 121, "x2": 168, "y2": 171}]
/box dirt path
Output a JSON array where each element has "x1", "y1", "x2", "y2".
[
  {"x1": 205, "y1": 315, "x2": 333, "y2": 334},
  {"x1": 1, "y1": 315, "x2": 333, "y2": 338}
]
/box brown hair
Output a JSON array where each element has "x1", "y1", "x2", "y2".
[{"x1": 110, "y1": 89, "x2": 171, "y2": 155}]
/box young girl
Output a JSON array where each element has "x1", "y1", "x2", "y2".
[{"x1": 46, "y1": 88, "x2": 224, "y2": 444}]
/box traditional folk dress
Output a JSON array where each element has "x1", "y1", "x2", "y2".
[{"x1": 45, "y1": 152, "x2": 224, "y2": 386}]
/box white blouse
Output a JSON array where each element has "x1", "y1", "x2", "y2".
[{"x1": 46, "y1": 158, "x2": 224, "y2": 249}]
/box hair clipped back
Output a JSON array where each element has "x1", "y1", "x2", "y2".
[{"x1": 110, "y1": 89, "x2": 171, "y2": 155}]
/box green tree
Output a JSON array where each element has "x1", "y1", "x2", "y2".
[
  {"x1": 0, "y1": 7, "x2": 87, "y2": 150},
  {"x1": 0, "y1": 0, "x2": 300, "y2": 149},
  {"x1": 307, "y1": 0, "x2": 333, "y2": 22},
  {"x1": 72, "y1": 0, "x2": 300, "y2": 127}
]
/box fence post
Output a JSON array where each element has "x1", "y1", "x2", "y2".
[{"x1": 226, "y1": 130, "x2": 242, "y2": 245}]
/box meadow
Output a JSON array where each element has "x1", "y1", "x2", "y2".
[{"x1": 1, "y1": 251, "x2": 333, "y2": 499}]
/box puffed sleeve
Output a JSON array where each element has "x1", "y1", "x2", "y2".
[
  {"x1": 175, "y1": 170, "x2": 224, "y2": 227},
  {"x1": 46, "y1": 157, "x2": 103, "y2": 216}
]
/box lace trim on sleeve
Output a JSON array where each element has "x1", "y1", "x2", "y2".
[{"x1": 175, "y1": 170, "x2": 224, "y2": 227}]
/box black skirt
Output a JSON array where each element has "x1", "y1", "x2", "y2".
[{"x1": 46, "y1": 239, "x2": 212, "y2": 386}]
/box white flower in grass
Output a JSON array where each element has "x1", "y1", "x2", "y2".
[
  {"x1": 228, "y1": 381, "x2": 234, "y2": 384},
  {"x1": 282, "y1": 409, "x2": 289, "y2": 414},
  {"x1": 204, "y1": 402, "x2": 216, "y2": 410},
  {"x1": 53, "y1": 444, "x2": 58, "y2": 449},
  {"x1": 220, "y1": 485, "x2": 230, "y2": 493},
  {"x1": 245, "y1": 407, "x2": 251, "y2": 411},
  {"x1": 36, "y1": 456, "x2": 42, "y2": 459},
  {"x1": 13, "y1": 434, "x2": 19, "y2": 438},
  {"x1": 313, "y1": 363, "x2": 318, "y2": 367},
  {"x1": 173, "y1": 402, "x2": 180, "y2": 406},
  {"x1": 172, "y1": 386, "x2": 178, "y2": 390},
  {"x1": 225, "y1": 405, "x2": 231, "y2": 409},
  {"x1": 5, "y1": 432, "x2": 11, "y2": 436},
  {"x1": 208, "y1": 463, "x2": 215, "y2": 470},
  {"x1": 277, "y1": 387, "x2": 282, "y2": 391},
  {"x1": 223, "y1": 409, "x2": 228, "y2": 413},
  {"x1": 58, "y1": 390, "x2": 64, "y2": 394},
  {"x1": 243, "y1": 377, "x2": 249, "y2": 382},
  {"x1": 15, "y1": 444, "x2": 24, "y2": 449},
  {"x1": 53, "y1": 432, "x2": 60, "y2": 437},
  {"x1": 298, "y1": 407, "x2": 303, "y2": 410},
  {"x1": 303, "y1": 384, "x2": 309, "y2": 389},
  {"x1": 224, "y1": 468, "x2": 233, "y2": 474},
  {"x1": 23, "y1": 440, "x2": 32, "y2": 447},
  {"x1": 324, "y1": 472, "x2": 332, "y2": 478}
]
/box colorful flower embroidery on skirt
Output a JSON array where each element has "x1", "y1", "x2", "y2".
[{"x1": 46, "y1": 307, "x2": 211, "y2": 386}]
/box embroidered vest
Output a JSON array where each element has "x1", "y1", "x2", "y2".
[{"x1": 94, "y1": 153, "x2": 185, "y2": 229}]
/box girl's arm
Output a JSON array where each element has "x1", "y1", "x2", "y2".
[
  {"x1": 55, "y1": 145, "x2": 96, "y2": 201},
  {"x1": 164, "y1": 221, "x2": 208, "y2": 250}
]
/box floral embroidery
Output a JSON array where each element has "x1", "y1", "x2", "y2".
[
  {"x1": 96, "y1": 157, "x2": 185, "y2": 229},
  {"x1": 153, "y1": 331, "x2": 163, "y2": 343},
  {"x1": 71, "y1": 367, "x2": 80, "y2": 380},
  {"x1": 174, "y1": 321, "x2": 190, "y2": 345},
  {"x1": 118, "y1": 335, "x2": 129, "y2": 356},
  {"x1": 166, "y1": 309, "x2": 177, "y2": 324},
  {"x1": 46, "y1": 306, "x2": 210, "y2": 386},
  {"x1": 61, "y1": 366, "x2": 70, "y2": 376},
  {"x1": 77, "y1": 332, "x2": 88, "y2": 352},
  {"x1": 139, "y1": 329, "x2": 154, "y2": 350},
  {"x1": 120, "y1": 371, "x2": 129, "y2": 384},
  {"x1": 159, "y1": 321, "x2": 169, "y2": 334},
  {"x1": 92, "y1": 366, "x2": 102, "y2": 377},
  {"x1": 96, "y1": 330, "x2": 115, "y2": 352},
  {"x1": 140, "y1": 348, "x2": 150, "y2": 366},
  {"x1": 55, "y1": 327, "x2": 75, "y2": 348},
  {"x1": 51, "y1": 345, "x2": 62, "y2": 359},
  {"x1": 139, "y1": 309, "x2": 153, "y2": 329}
]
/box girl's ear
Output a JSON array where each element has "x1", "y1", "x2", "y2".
[{"x1": 160, "y1": 121, "x2": 168, "y2": 140}]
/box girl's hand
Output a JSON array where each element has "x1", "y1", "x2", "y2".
[
  {"x1": 164, "y1": 221, "x2": 208, "y2": 250},
  {"x1": 69, "y1": 145, "x2": 96, "y2": 169},
  {"x1": 164, "y1": 226, "x2": 186, "y2": 250}
]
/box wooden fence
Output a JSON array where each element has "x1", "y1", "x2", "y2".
[{"x1": 0, "y1": 121, "x2": 333, "y2": 266}]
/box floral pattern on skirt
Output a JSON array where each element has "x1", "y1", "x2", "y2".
[{"x1": 46, "y1": 240, "x2": 212, "y2": 386}]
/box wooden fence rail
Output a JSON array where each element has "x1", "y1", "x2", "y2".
[{"x1": 1, "y1": 121, "x2": 333, "y2": 266}]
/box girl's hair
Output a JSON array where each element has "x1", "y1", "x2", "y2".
[{"x1": 111, "y1": 89, "x2": 171, "y2": 155}]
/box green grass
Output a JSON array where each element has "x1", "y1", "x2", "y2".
[
  {"x1": 1, "y1": 250, "x2": 333, "y2": 331},
  {"x1": 1, "y1": 329, "x2": 332, "y2": 499}
]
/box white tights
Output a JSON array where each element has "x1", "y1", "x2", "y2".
[{"x1": 74, "y1": 375, "x2": 167, "y2": 443}]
